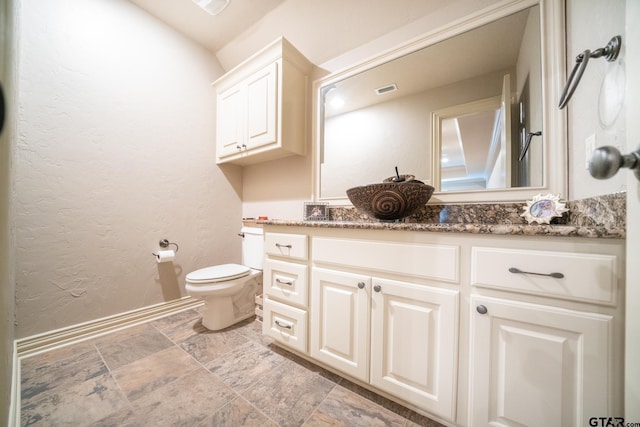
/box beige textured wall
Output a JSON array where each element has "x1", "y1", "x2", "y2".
[
  {"x1": 13, "y1": 0, "x2": 242, "y2": 338},
  {"x1": 567, "y1": 0, "x2": 626, "y2": 199}
]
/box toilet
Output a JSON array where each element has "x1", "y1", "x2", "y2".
[{"x1": 185, "y1": 227, "x2": 263, "y2": 331}]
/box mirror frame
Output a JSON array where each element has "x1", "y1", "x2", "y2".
[{"x1": 312, "y1": 0, "x2": 567, "y2": 205}]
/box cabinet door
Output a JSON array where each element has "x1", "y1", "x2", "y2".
[
  {"x1": 245, "y1": 62, "x2": 277, "y2": 150},
  {"x1": 469, "y1": 295, "x2": 613, "y2": 427},
  {"x1": 216, "y1": 84, "x2": 244, "y2": 158},
  {"x1": 310, "y1": 268, "x2": 371, "y2": 382},
  {"x1": 370, "y1": 278, "x2": 459, "y2": 421}
]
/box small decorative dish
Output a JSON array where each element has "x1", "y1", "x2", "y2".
[{"x1": 521, "y1": 194, "x2": 569, "y2": 224}]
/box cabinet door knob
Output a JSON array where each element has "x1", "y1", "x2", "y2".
[
  {"x1": 236, "y1": 145, "x2": 242, "y2": 151},
  {"x1": 476, "y1": 305, "x2": 488, "y2": 315},
  {"x1": 357, "y1": 282, "x2": 365, "y2": 289},
  {"x1": 373, "y1": 285, "x2": 382, "y2": 293}
]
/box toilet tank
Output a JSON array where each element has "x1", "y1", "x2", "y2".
[{"x1": 241, "y1": 227, "x2": 264, "y2": 270}]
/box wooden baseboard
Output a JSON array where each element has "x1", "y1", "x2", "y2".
[{"x1": 15, "y1": 297, "x2": 203, "y2": 358}]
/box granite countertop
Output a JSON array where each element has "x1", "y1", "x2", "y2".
[
  {"x1": 259, "y1": 219, "x2": 623, "y2": 238},
  {"x1": 258, "y1": 193, "x2": 626, "y2": 239}
]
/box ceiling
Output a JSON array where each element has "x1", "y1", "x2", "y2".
[
  {"x1": 127, "y1": 0, "x2": 457, "y2": 71},
  {"x1": 128, "y1": 0, "x2": 286, "y2": 53}
]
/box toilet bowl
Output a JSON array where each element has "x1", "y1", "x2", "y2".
[{"x1": 185, "y1": 227, "x2": 263, "y2": 331}]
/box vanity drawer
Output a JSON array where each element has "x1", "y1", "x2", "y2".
[
  {"x1": 471, "y1": 247, "x2": 618, "y2": 305},
  {"x1": 264, "y1": 259, "x2": 308, "y2": 308},
  {"x1": 265, "y1": 232, "x2": 308, "y2": 261},
  {"x1": 262, "y1": 298, "x2": 307, "y2": 353},
  {"x1": 312, "y1": 237, "x2": 459, "y2": 283}
]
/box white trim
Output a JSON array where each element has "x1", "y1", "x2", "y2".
[
  {"x1": 8, "y1": 341, "x2": 19, "y2": 427},
  {"x1": 15, "y1": 297, "x2": 203, "y2": 358}
]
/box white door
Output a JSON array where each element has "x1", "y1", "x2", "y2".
[
  {"x1": 245, "y1": 62, "x2": 277, "y2": 150},
  {"x1": 625, "y1": 0, "x2": 640, "y2": 417},
  {"x1": 310, "y1": 267, "x2": 370, "y2": 382},
  {"x1": 469, "y1": 295, "x2": 612, "y2": 427},
  {"x1": 216, "y1": 84, "x2": 244, "y2": 158},
  {"x1": 370, "y1": 278, "x2": 459, "y2": 421}
]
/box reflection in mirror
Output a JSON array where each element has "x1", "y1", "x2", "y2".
[
  {"x1": 316, "y1": 1, "x2": 565, "y2": 204},
  {"x1": 434, "y1": 96, "x2": 508, "y2": 192}
]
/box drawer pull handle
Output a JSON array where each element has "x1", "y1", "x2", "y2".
[
  {"x1": 373, "y1": 285, "x2": 382, "y2": 293},
  {"x1": 509, "y1": 267, "x2": 564, "y2": 279},
  {"x1": 476, "y1": 305, "x2": 488, "y2": 315},
  {"x1": 357, "y1": 282, "x2": 365, "y2": 289},
  {"x1": 275, "y1": 319, "x2": 293, "y2": 329},
  {"x1": 275, "y1": 278, "x2": 294, "y2": 286},
  {"x1": 275, "y1": 243, "x2": 292, "y2": 249}
]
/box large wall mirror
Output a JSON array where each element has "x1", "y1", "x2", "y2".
[{"x1": 314, "y1": 0, "x2": 567, "y2": 204}]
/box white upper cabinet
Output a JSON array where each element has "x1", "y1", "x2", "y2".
[{"x1": 213, "y1": 37, "x2": 312, "y2": 165}]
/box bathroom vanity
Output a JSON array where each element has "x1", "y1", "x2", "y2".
[
  {"x1": 249, "y1": 0, "x2": 627, "y2": 424},
  {"x1": 261, "y1": 221, "x2": 625, "y2": 426}
]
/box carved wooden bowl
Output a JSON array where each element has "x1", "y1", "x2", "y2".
[{"x1": 346, "y1": 181, "x2": 434, "y2": 221}]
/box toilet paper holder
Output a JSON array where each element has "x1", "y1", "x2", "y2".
[{"x1": 152, "y1": 239, "x2": 179, "y2": 257}]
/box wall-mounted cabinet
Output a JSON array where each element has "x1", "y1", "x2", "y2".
[{"x1": 213, "y1": 37, "x2": 312, "y2": 165}]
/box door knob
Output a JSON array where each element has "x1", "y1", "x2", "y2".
[
  {"x1": 589, "y1": 145, "x2": 640, "y2": 181},
  {"x1": 373, "y1": 285, "x2": 382, "y2": 293},
  {"x1": 357, "y1": 282, "x2": 365, "y2": 289}
]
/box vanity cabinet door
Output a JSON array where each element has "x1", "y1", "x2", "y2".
[
  {"x1": 370, "y1": 278, "x2": 459, "y2": 421},
  {"x1": 310, "y1": 268, "x2": 371, "y2": 382},
  {"x1": 469, "y1": 295, "x2": 612, "y2": 427}
]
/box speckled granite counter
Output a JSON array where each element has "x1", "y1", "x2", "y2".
[{"x1": 258, "y1": 193, "x2": 626, "y2": 239}]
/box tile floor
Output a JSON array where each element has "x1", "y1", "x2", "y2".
[{"x1": 20, "y1": 307, "x2": 445, "y2": 426}]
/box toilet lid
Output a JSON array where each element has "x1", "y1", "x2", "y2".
[{"x1": 186, "y1": 264, "x2": 250, "y2": 283}]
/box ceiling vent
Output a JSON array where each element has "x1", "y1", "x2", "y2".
[{"x1": 375, "y1": 83, "x2": 398, "y2": 95}]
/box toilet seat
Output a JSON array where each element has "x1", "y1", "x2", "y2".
[{"x1": 185, "y1": 263, "x2": 250, "y2": 284}]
